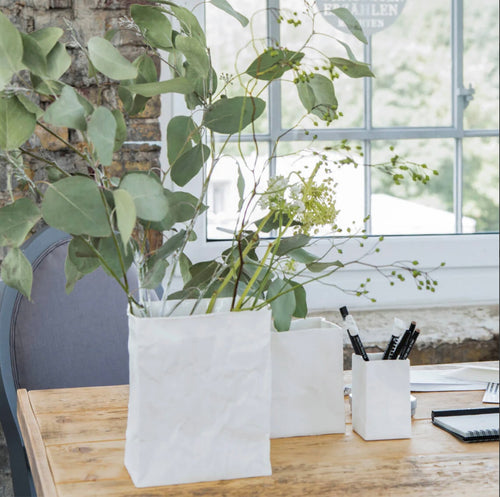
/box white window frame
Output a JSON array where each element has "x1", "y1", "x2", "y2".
[{"x1": 160, "y1": 0, "x2": 499, "y2": 310}]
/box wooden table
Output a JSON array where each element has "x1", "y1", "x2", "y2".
[{"x1": 18, "y1": 362, "x2": 499, "y2": 497}]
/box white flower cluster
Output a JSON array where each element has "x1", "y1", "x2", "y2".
[{"x1": 258, "y1": 175, "x2": 305, "y2": 214}]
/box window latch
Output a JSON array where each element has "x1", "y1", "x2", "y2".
[{"x1": 458, "y1": 84, "x2": 475, "y2": 108}]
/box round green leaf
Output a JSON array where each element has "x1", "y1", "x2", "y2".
[
  {"x1": 166, "y1": 190, "x2": 206, "y2": 223},
  {"x1": 41, "y1": 176, "x2": 112, "y2": 237},
  {"x1": 170, "y1": 4, "x2": 206, "y2": 45},
  {"x1": 171, "y1": 143, "x2": 210, "y2": 187},
  {"x1": 298, "y1": 74, "x2": 338, "y2": 121},
  {"x1": 44, "y1": 86, "x2": 87, "y2": 131},
  {"x1": 142, "y1": 258, "x2": 168, "y2": 289},
  {"x1": 20, "y1": 33, "x2": 48, "y2": 77},
  {"x1": 167, "y1": 115, "x2": 200, "y2": 165},
  {"x1": 1, "y1": 248, "x2": 33, "y2": 300},
  {"x1": 211, "y1": 0, "x2": 249, "y2": 27},
  {"x1": 130, "y1": 4, "x2": 172, "y2": 49},
  {"x1": 291, "y1": 281, "x2": 308, "y2": 318},
  {"x1": 306, "y1": 260, "x2": 344, "y2": 273},
  {"x1": 246, "y1": 49, "x2": 304, "y2": 81},
  {"x1": 124, "y1": 77, "x2": 195, "y2": 97},
  {"x1": 329, "y1": 57, "x2": 374, "y2": 78},
  {"x1": 202, "y1": 96, "x2": 265, "y2": 134},
  {"x1": 332, "y1": 7, "x2": 367, "y2": 44},
  {"x1": 68, "y1": 236, "x2": 100, "y2": 275},
  {"x1": 28, "y1": 27, "x2": 63, "y2": 56},
  {"x1": 113, "y1": 188, "x2": 136, "y2": 247},
  {"x1": 88, "y1": 106, "x2": 117, "y2": 166},
  {"x1": 97, "y1": 234, "x2": 134, "y2": 279},
  {"x1": 87, "y1": 37, "x2": 138, "y2": 80},
  {"x1": 112, "y1": 109, "x2": 127, "y2": 152},
  {"x1": 296, "y1": 80, "x2": 316, "y2": 113},
  {"x1": 119, "y1": 173, "x2": 168, "y2": 222},
  {"x1": 0, "y1": 198, "x2": 41, "y2": 248},
  {"x1": 175, "y1": 35, "x2": 209, "y2": 78},
  {"x1": 275, "y1": 234, "x2": 311, "y2": 256},
  {"x1": 64, "y1": 252, "x2": 84, "y2": 294},
  {"x1": 16, "y1": 94, "x2": 44, "y2": 119},
  {"x1": 0, "y1": 11, "x2": 23, "y2": 90},
  {"x1": 267, "y1": 278, "x2": 296, "y2": 331},
  {"x1": 45, "y1": 42, "x2": 71, "y2": 80},
  {"x1": 0, "y1": 96, "x2": 37, "y2": 150}
]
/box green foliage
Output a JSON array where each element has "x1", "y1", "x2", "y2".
[
  {"x1": 296, "y1": 74, "x2": 338, "y2": 123},
  {"x1": 202, "y1": 96, "x2": 266, "y2": 134},
  {"x1": 167, "y1": 116, "x2": 200, "y2": 165},
  {"x1": 0, "y1": 247, "x2": 32, "y2": 299},
  {"x1": 44, "y1": 86, "x2": 87, "y2": 131},
  {"x1": 211, "y1": 0, "x2": 249, "y2": 27},
  {"x1": 88, "y1": 107, "x2": 116, "y2": 166},
  {"x1": 0, "y1": 11, "x2": 23, "y2": 90},
  {"x1": 0, "y1": 0, "x2": 443, "y2": 323},
  {"x1": 113, "y1": 189, "x2": 136, "y2": 247},
  {"x1": 0, "y1": 96, "x2": 37, "y2": 150},
  {"x1": 87, "y1": 37, "x2": 138, "y2": 80},
  {"x1": 41, "y1": 177, "x2": 112, "y2": 237},
  {"x1": 246, "y1": 49, "x2": 304, "y2": 81},
  {"x1": 119, "y1": 173, "x2": 168, "y2": 222},
  {"x1": 171, "y1": 143, "x2": 210, "y2": 186},
  {"x1": 130, "y1": 4, "x2": 172, "y2": 49},
  {"x1": 0, "y1": 198, "x2": 40, "y2": 247}
]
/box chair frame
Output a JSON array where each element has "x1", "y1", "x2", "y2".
[{"x1": 0, "y1": 227, "x2": 70, "y2": 497}]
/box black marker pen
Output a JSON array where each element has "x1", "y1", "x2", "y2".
[
  {"x1": 382, "y1": 335, "x2": 399, "y2": 360},
  {"x1": 400, "y1": 329, "x2": 420, "y2": 360},
  {"x1": 390, "y1": 321, "x2": 416, "y2": 359},
  {"x1": 339, "y1": 306, "x2": 369, "y2": 361}
]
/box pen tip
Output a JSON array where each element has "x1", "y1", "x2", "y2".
[{"x1": 339, "y1": 306, "x2": 349, "y2": 318}]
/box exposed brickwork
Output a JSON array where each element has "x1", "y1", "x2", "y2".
[{"x1": 0, "y1": 0, "x2": 162, "y2": 212}]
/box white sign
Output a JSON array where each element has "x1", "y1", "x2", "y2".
[{"x1": 316, "y1": 0, "x2": 407, "y2": 35}]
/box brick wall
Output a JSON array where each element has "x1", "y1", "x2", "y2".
[{"x1": 0, "y1": 0, "x2": 161, "y2": 217}]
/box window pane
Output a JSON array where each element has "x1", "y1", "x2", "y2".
[
  {"x1": 372, "y1": 0, "x2": 452, "y2": 127},
  {"x1": 206, "y1": 142, "x2": 270, "y2": 239},
  {"x1": 464, "y1": 0, "x2": 500, "y2": 130},
  {"x1": 276, "y1": 140, "x2": 365, "y2": 235},
  {"x1": 371, "y1": 139, "x2": 455, "y2": 234},
  {"x1": 463, "y1": 137, "x2": 499, "y2": 232},
  {"x1": 205, "y1": 0, "x2": 269, "y2": 133},
  {"x1": 280, "y1": 0, "x2": 364, "y2": 129}
]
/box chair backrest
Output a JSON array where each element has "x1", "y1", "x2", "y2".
[
  {"x1": 0, "y1": 226, "x2": 154, "y2": 496},
  {"x1": 0, "y1": 226, "x2": 139, "y2": 426}
]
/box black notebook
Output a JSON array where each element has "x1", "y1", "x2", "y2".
[{"x1": 431, "y1": 407, "x2": 499, "y2": 442}]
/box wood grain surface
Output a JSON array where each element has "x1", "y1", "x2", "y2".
[{"x1": 18, "y1": 362, "x2": 499, "y2": 497}]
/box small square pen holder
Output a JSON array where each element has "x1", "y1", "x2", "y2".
[{"x1": 351, "y1": 352, "x2": 412, "y2": 440}]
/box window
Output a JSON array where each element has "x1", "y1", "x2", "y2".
[{"x1": 161, "y1": 0, "x2": 499, "y2": 309}]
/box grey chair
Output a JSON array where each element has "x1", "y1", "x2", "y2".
[{"x1": 0, "y1": 227, "x2": 149, "y2": 496}]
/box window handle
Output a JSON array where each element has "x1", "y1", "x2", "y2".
[{"x1": 458, "y1": 84, "x2": 475, "y2": 108}]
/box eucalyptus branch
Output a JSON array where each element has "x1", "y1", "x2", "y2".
[
  {"x1": 36, "y1": 122, "x2": 90, "y2": 162},
  {"x1": 80, "y1": 236, "x2": 140, "y2": 309}
]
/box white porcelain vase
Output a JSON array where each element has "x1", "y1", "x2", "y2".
[
  {"x1": 124, "y1": 299, "x2": 272, "y2": 487},
  {"x1": 271, "y1": 317, "x2": 346, "y2": 438}
]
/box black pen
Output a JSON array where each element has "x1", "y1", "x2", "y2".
[
  {"x1": 382, "y1": 334, "x2": 399, "y2": 360},
  {"x1": 383, "y1": 318, "x2": 406, "y2": 360},
  {"x1": 390, "y1": 321, "x2": 416, "y2": 359},
  {"x1": 339, "y1": 306, "x2": 369, "y2": 361},
  {"x1": 400, "y1": 329, "x2": 420, "y2": 360}
]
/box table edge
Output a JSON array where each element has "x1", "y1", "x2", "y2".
[{"x1": 17, "y1": 388, "x2": 58, "y2": 497}]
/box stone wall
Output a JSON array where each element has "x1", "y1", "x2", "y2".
[{"x1": 313, "y1": 304, "x2": 499, "y2": 369}]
